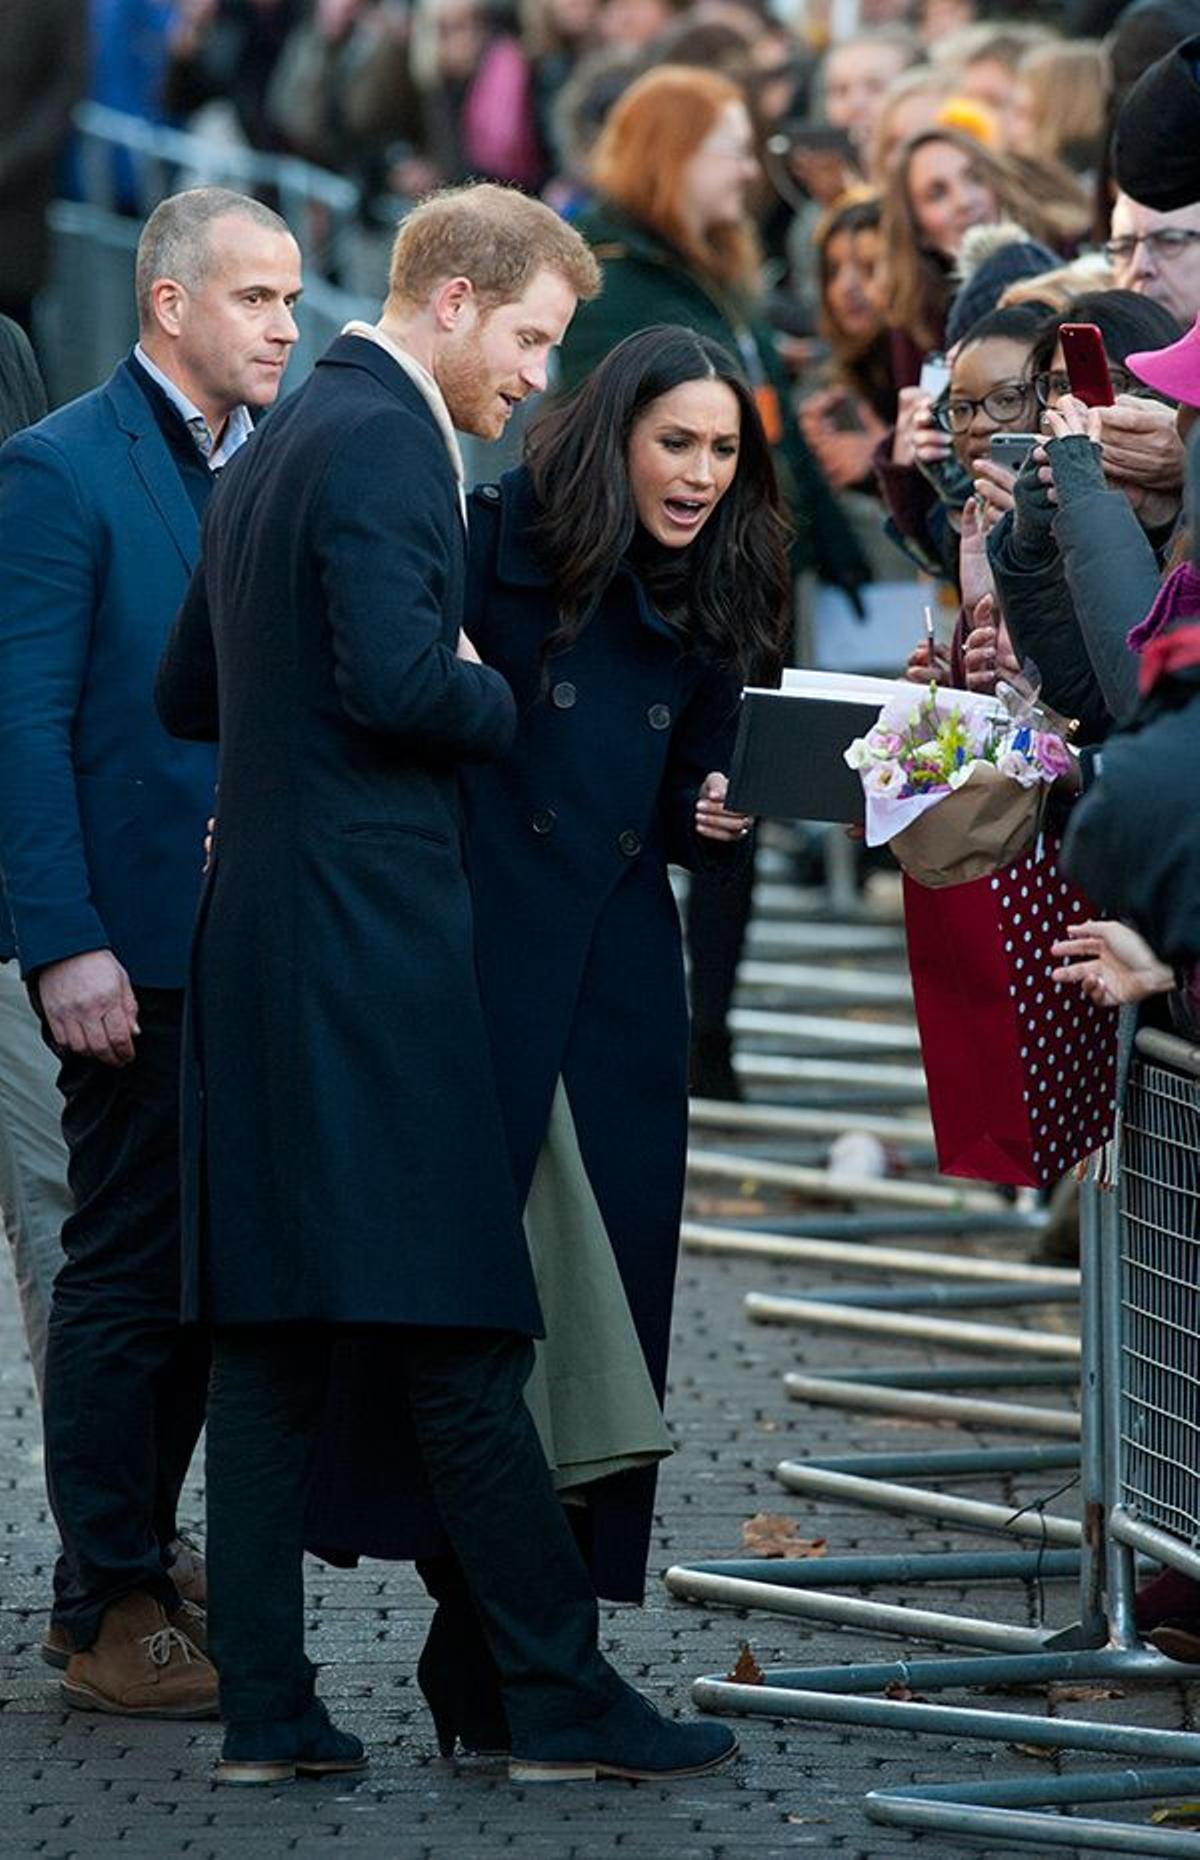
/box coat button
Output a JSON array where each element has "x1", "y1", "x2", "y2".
[
  {"x1": 479, "y1": 483, "x2": 500, "y2": 502},
  {"x1": 617, "y1": 829, "x2": 641, "y2": 857},
  {"x1": 647, "y1": 703, "x2": 671, "y2": 730},
  {"x1": 532, "y1": 808, "x2": 557, "y2": 835},
  {"x1": 551, "y1": 681, "x2": 577, "y2": 709}
]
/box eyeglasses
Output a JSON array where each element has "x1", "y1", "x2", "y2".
[
  {"x1": 935, "y1": 382, "x2": 1033, "y2": 434},
  {"x1": 1034, "y1": 363, "x2": 1132, "y2": 406},
  {"x1": 1102, "y1": 228, "x2": 1200, "y2": 266}
]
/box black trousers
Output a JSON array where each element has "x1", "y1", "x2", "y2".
[
  {"x1": 685, "y1": 857, "x2": 756, "y2": 1037},
  {"x1": 206, "y1": 1323, "x2": 620, "y2": 1739},
  {"x1": 39, "y1": 988, "x2": 210, "y2": 1646}
]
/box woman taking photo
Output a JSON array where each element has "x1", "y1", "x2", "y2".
[{"x1": 309, "y1": 325, "x2": 792, "y2": 1756}]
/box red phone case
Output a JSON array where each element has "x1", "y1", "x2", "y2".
[{"x1": 1059, "y1": 323, "x2": 1115, "y2": 408}]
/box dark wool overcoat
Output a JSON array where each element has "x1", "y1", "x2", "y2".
[
  {"x1": 155, "y1": 337, "x2": 540, "y2": 1333},
  {"x1": 307, "y1": 466, "x2": 745, "y2": 1599}
]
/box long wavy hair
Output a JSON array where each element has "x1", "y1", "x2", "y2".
[
  {"x1": 882, "y1": 127, "x2": 1081, "y2": 349},
  {"x1": 524, "y1": 326, "x2": 792, "y2": 685},
  {"x1": 590, "y1": 66, "x2": 761, "y2": 293}
]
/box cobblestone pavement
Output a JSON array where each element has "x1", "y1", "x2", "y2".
[{"x1": 3, "y1": 1212, "x2": 1197, "y2": 1860}]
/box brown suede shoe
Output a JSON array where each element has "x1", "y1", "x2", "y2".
[
  {"x1": 166, "y1": 1535, "x2": 207, "y2": 1606},
  {"x1": 173, "y1": 1599, "x2": 208, "y2": 1658},
  {"x1": 43, "y1": 1596, "x2": 205, "y2": 1670},
  {"x1": 41, "y1": 1622, "x2": 72, "y2": 1671},
  {"x1": 60, "y1": 1592, "x2": 218, "y2": 1718}
]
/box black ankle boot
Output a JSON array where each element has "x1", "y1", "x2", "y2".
[{"x1": 415, "y1": 1557, "x2": 509, "y2": 1758}]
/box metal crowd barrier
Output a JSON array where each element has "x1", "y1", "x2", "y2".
[{"x1": 680, "y1": 1027, "x2": 1200, "y2": 1853}]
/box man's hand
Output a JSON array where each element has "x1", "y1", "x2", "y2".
[
  {"x1": 1051, "y1": 919, "x2": 1174, "y2": 1008},
  {"x1": 1096, "y1": 395, "x2": 1185, "y2": 493},
  {"x1": 455, "y1": 628, "x2": 481, "y2": 664},
  {"x1": 695, "y1": 771, "x2": 753, "y2": 842},
  {"x1": 37, "y1": 950, "x2": 140, "y2": 1066}
]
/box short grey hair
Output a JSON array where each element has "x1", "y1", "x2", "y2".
[{"x1": 135, "y1": 188, "x2": 292, "y2": 328}]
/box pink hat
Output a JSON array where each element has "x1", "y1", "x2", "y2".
[{"x1": 1127, "y1": 313, "x2": 1200, "y2": 408}]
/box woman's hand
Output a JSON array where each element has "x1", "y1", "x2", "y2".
[
  {"x1": 963, "y1": 597, "x2": 1021, "y2": 694},
  {"x1": 905, "y1": 635, "x2": 951, "y2": 683},
  {"x1": 695, "y1": 771, "x2": 753, "y2": 842},
  {"x1": 971, "y1": 458, "x2": 1017, "y2": 529},
  {"x1": 1041, "y1": 393, "x2": 1100, "y2": 443},
  {"x1": 1050, "y1": 919, "x2": 1174, "y2": 1008},
  {"x1": 799, "y1": 389, "x2": 886, "y2": 489},
  {"x1": 958, "y1": 494, "x2": 994, "y2": 610},
  {"x1": 893, "y1": 386, "x2": 944, "y2": 468}
]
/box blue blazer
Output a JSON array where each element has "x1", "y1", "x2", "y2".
[{"x1": 0, "y1": 356, "x2": 217, "y2": 985}]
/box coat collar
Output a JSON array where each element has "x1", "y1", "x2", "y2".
[
  {"x1": 105, "y1": 356, "x2": 200, "y2": 573},
  {"x1": 483, "y1": 466, "x2": 686, "y2": 646},
  {"x1": 316, "y1": 333, "x2": 449, "y2": 441}
]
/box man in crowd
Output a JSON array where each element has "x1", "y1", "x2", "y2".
[
  {"x1": 0, "y1": 187, "x2": 302, "y2": 1717},
  {"x1": 155, "y1": 180, "x2": 738, "y2": 1785},
  {"x1": 1108, "y1": 188, "x2": 1200, "y2": 330}
]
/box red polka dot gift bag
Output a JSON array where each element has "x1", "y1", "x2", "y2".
[
  {"x1": 901, "y1": 843, "x2": 1117, "y2": 1187},
  {"x1": 845, "y1": 683, "x2": 1117, "y2": 1187}
]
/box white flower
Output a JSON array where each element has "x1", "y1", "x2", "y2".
[
  {"x1": 844, "y1": 737, "x2": 873, "y2": 769},
  {"x1": 863, "y1": 761, "x2": 904, "y2": 795},
  {"x1": 997, "y1": 749, "x2": 1039, "y2": 788}
]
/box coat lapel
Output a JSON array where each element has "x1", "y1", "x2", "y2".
[{"x1": 106, "y1": 360, "x2": 200, "y2": 574}]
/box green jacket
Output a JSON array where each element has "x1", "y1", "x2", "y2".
[{"x1": 559, "y1": 202, "x2": 870, "y2": 598}]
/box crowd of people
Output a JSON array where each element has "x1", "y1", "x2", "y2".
[{"x1": 2, "y1": 0, "x2": 1200, "y2": 1803}]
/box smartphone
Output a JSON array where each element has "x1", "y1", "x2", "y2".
[
  {"x1": 918, "y1": 352, "x2": 951, "y2": 402},
  {"x1": 988, "y1": 432, "x2": 1040, "y2": 471},
  {"x1": 779, "y1": 119, "x2": 858, "y2": 165},
  {"x1": 1059, "y1": 323, "x2": 1115, "y2": 408},
  {"x1": 825, "y1": 391, "x2": 866, "y2": 433}
]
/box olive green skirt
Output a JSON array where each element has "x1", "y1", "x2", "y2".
[{"x1": 522, "y1": 1080, "x2": 673, "y2": 1495}]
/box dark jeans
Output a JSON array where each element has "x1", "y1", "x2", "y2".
[
  {"x1": 39, "y1": 987, "x2": 210, "y2": 1647},
  {"x1": 685, "y1": 856, "x2": 756, "y2": 1037},
  {"x1": 207, "y1": 1323, "x2": 621, "y2": 1739}
]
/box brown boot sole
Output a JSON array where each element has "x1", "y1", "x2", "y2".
[
  {"x1": 41, "y1": 1640, "x2": 69, "y2": 1672},
  {"x1": 216, "y1": 1754, "x2": 370, "y2": 1786},
  {"x1": 60, "y1": 1677, "x2": 219, "y2": 1720}
]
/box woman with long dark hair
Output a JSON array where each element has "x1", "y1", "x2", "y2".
[{"x1": 308, "y1": 324, "x2": 791, "y2": 1756}]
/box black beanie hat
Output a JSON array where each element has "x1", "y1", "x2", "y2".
[
  {"x1": 944, "y1": 236, "x2": 1060, "y2": 349},
  {"x1": 1114, "y1": 31, "x2": 1200, "y2": 210}
]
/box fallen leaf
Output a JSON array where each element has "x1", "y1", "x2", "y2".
[
  {"x1": 1009, "y1": 1742, "x2": 1060, "y2": 1762},
  {"x1": 785, "y1": 1815, "x2": 830, "y2": 1824},
  {"x1": 727, "y1": 1642, "x2": 764, "y2": 1684},
  {"x1": 883, "y1": 1681, "x2": 927, "y2": 1702},
  {"x1": 1151, "y1": 1804, "x2": 1200, "y2": 1827},
  {"x1": 741, "y1": 1513, "x2": 827, "y2": 1559},
  {"x1": 1049, "y1": 1683, "x2": 1125, "y2": 1703}
]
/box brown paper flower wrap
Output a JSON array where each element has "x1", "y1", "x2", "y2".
[{"x1": 889, "y1": 763, "x2": 1042, "y2": 889}]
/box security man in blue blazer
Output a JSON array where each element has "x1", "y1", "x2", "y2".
[{"x1": 0, "y1": 187, "x2": 302, "y2": 1717}]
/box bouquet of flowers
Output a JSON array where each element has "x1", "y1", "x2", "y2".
[{"x1": 844, "y1": 681, "x2": 1074, "y2": 888}]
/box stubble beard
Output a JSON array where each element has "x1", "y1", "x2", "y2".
[{"x1": 438, "y1": 337, "x2": 503, "y2": 441}]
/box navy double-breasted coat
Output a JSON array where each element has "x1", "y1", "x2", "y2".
[
  {"x1": 155, "y1": 337, "x2": 541, "y2": 1334},
  {"x1": 308, "y1": 466, "x2": 745, "y2": 1598}
]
